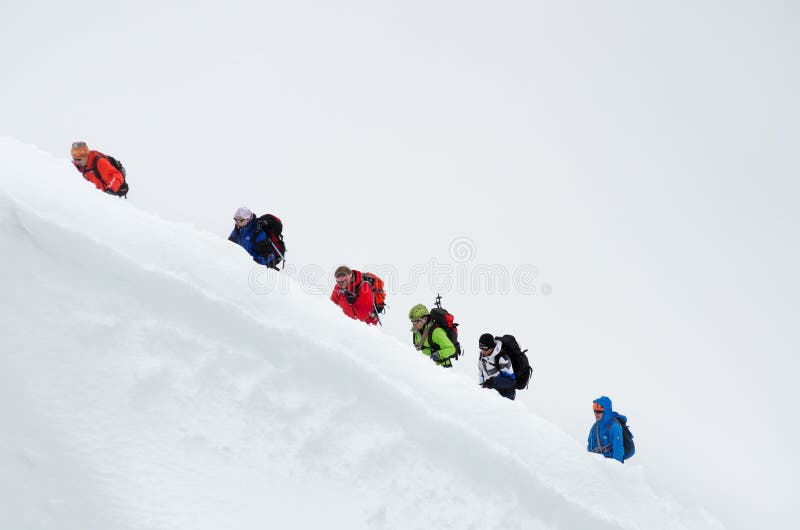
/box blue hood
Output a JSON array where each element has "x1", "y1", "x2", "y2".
[{"x1": 594, "y1": 396, "x2": 614, "y2": 427}]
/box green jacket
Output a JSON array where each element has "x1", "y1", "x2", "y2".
[{"x1": 412, "y1": 325, "x2": 456, "y2": 366}]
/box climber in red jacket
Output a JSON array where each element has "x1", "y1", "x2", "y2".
[
  {"x1": 71, "y1": 141, "x2": 129, "y2": 197},
  {"x1": 329, "y1": 265, "x2": 381, "y2": 326}
]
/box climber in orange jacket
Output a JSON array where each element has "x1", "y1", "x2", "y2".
[{"x1": 70, "y1": 141, "x2": 129, "y2": 197}]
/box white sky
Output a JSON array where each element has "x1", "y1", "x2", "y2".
[{"x1": 2, "y1": 2, "x2": 799, "y2": 529}]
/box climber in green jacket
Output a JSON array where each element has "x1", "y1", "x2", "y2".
[{"x1": 408, "y1": 304, "x2": 457, "y2": 368}]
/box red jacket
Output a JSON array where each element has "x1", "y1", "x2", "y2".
[
  {"x1": 329, "y1": 270, "x2": 379, "y2": 325},
  {"x1": 75, "y1": 151, "x2": 124, "y2": 193}
]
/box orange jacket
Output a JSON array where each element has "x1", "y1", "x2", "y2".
[{"x1": 74, "y1": 151, "x2": 124, "y2": 193}]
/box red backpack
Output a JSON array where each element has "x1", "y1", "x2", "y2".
[{"x1": 362, "y1": 273, "x2": 386, "y2": 313}]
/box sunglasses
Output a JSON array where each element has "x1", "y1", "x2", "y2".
[
  {"x1": 479, "y1": 345, "x2": 493, "y2": 351},
  {"x1": 335, "y1": 277, "x2": 349, "y2": 285},
  {"x1": 234, "y1": 217, "x2": 248, "y2": 223},
  {"x1": 410, "y1": 318, "x2": 423, "y2": 324},
  {"x1": 593, "y1": 409, "x2": 604, "y2": 413}
]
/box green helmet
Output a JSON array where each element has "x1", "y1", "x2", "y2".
[{"x1": 408, "y1": 304, "x2": 429, "y2": 320}]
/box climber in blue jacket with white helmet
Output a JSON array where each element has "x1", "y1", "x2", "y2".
[{"x1": 228, "y1": 207, "x2": 282, "y2": 269}]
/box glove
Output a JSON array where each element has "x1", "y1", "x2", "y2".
[
  {"x1": 104, "y1": 188, "x2": 117, "y2": 195},
  {"x1": 482, "y1": 378, "x2": 495, "y2": 389},
  {"x1": 344, "y1": 291, "x2": 356, "y2": 304},
  {"x1": 430, "y1": 352, "x2": 441, "y2": 363}
]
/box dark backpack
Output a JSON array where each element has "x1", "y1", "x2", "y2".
[
  {"x1": 253, "y1": 214, "x2": 286, "y2": 267},
  {"x1": 612, "y1": 413, "x2": 636, "y2": 461},
  {"x1": 105, "y1": 155, "x2": 126, "y2": 178},
  {"x1": 494, "y1": 334, "x2": 533, "y2": 390},
  {"x1": 92, "y1": 153, "x2": 129, "y2": 197},
  {"x1": 427, "y1": 307, "x2": 462, "y2": 360}
]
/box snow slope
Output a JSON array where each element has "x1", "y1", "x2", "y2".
[{"x1": 0, "y1": 138, "x2": 722, "y2": 529}]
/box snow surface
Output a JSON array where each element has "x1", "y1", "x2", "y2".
[{"x1": 0, "y1": 138, "x2": 725, "y2": 529}]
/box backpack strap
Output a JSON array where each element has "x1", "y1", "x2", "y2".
[
  {"x1": 610, "y1": 418, "x2": 626, "y2": 462},
  {"x1": 419, "y1": 325, "x2": 452, "y2": 366},
  {"x1": 253, "y1": 219, "x2": 286, "y2": 269},
  {"x1": 414, "y1": 326, "x2": 431, "y2": 351},
  {"x1": 427, "y1": 324, "x2": 461, "y2": 360},
  {"x1": 360, "y1": 274, "x2": 384, "y2": 316},
  {"x1": 339, "y1": 275, "x2": 381, "y2": 325},
  {"x1": 87, "y1": 154, "x2": 109, "y2": 188},
  {"x1": 363, "y1": 274, "x2": 386, "y2": 308},
  {"x1": 591, "y1": 420, "x2": 621, "y2": 458},
  {"x1": 492, "y1": 352, "x2": 510, "y2": 371},
  {"x1": 88, "y1": 153, "x2": 127, "y2": 197},
  {"x1": 427, "y1": 325, "x2": 442, "y2": 352},
  {"x1": 352, "y1": 277, "x2": 366, "y2": 304},
  {"x1": 362, "y1": 274, "x2": 379, "y2": 298},
  {"x1": 594, "y1": 424, "x2": 604, "y2": 452},
  {"x1": 594, "y1": 423, "x2": 612, "y2": 455}
]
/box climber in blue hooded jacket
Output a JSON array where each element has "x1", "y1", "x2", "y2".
[
  {"x1": 587, "y1": 396, "x2": 625, "y2": 462},
  {"x1": 228, "y1": 207, "x2": 278, "y2": 268}
]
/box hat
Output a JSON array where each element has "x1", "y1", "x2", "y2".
[
  {"x1": 408, "y1": 304, "x2": 428, "y2": 320},
  {"x1": 71, "y1": 141, "x2": 89, "y2": 159},
  {"x1": 479, "y1": 333, "x2": 495, "y2": 349},
  {"x1": 234, "y1": 207, "x2": 252, "y2": 219},
  {"x1": 334, "y1": 265, "x2": 351, "y2": 278}
]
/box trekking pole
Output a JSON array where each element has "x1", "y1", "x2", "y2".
[
  {"x1": 372, "y1": 299, "x2": 383, "y2": 326},
  {"x1": 434, "y1": 293, "x2": 442, "y2": 309},
  {"x1": 268, "y1": 239, "x2": 286, "y2": 270}
]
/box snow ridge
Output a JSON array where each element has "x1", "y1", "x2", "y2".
[{"x1": 0, "y1": 138, "x2": 723, "y2": 530}]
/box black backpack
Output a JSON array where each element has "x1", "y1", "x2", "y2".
[
  {"x1": 427, "y1": 307, "x2": 462, "y2": 360},
  {"x1": 92, "y1": 153, "x2": 129, "y2": 198},
  {"x1": 253, "y1": 214, "x2": 286, "y2": 267},
  {"x1": 494, "y1": 335, "x2": 532, "y2": 389},
  {"x1": 612, "y1": 413, "x2": 636, "y2": 461},
  {"x1": 105, "y1": 155, "x2": 126, "y2": 178}
]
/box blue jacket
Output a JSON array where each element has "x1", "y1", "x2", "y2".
[
  {"x1": 228, "y1": 214, "x2": 275, "y2": 266},
  {"x1": 587, "y1": 396, "x2": 625, "y2": 462}
]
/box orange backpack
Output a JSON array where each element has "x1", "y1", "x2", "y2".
[{"x1": 363, "y1": 272, "x2": 386, "y2": 313}]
